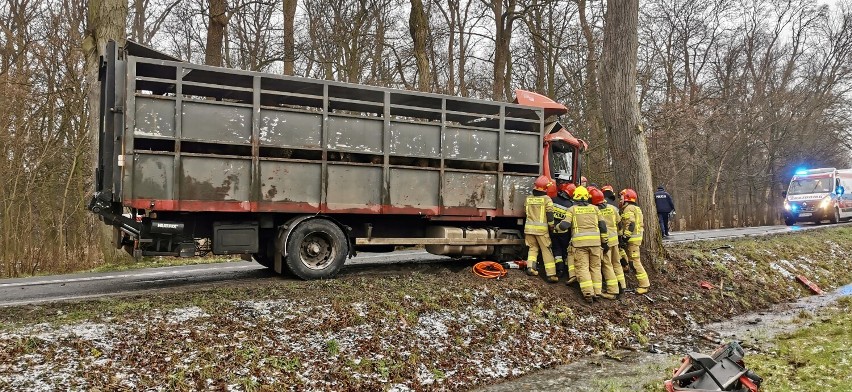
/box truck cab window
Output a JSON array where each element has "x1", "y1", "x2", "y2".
[{"x1": 550, "y1": 141, "x2": 575, "y2": 181}]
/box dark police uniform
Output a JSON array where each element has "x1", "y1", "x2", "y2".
[{"x1": 654, "y1": 186, "x2": 675, "y2": 236}]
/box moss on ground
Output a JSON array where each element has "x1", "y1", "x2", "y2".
[{"x1": 747, "y1": 296, "x2": 852, "y2": 392}]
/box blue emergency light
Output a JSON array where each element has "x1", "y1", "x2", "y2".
[{"x1": 794, "y1": 168, "x2": 808, "y2": 175}]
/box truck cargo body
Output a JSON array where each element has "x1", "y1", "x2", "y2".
[{"x1": 89, "y1": 41, "x2": 584, "y2": 279}]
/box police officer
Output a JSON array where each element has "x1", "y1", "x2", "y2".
[
  {"x1": 524, "y1": 176, "x2": 558, "y2": 282},
  {"x1": 556, "y1": 186, "x2": 609, "y2": 303},
  {"x1": 654, "y1": 185, "x2": 675, "y2": 238},
  {"x1": 619, "y1": 189, "x2": 650, "y2": 294},
  {"x1": 551, "y1": 175, "x2": 574, "y2": 281}
]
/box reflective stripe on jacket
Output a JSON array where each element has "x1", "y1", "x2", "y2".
[
  {"x1": 566, "y1": 205, "x2": 604, "y2": 247},
  {"x1": 524, "y1": 195, "x2": 554, "y2": 235},
  {"x1": 619, "y1": 203, "x2": 644, "y2": 244},
  {"x1": 599, "y1": 203, "x2": 620, "y2": 246}
]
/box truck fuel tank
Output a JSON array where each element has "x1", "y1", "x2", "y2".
[{"x1": 425, "y1": 226, "x2": 496, "y2": 256}]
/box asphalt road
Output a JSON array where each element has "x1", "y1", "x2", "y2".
[{"x1": 0, "y1": 223, "x2": 843, "y2": 307}]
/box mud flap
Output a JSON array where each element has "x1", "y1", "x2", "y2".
[
  {"x1": 274, "y1": 227, "x2": 286, "y2": 274},
  {"x1": 274, "y1": 215, "x2": 330, "y2": 274}
]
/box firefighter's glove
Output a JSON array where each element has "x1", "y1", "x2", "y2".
[
  {"x1": 601, "y1": 242, "x2": 609, "y2": 253},
  {"x1": 618, "y1": 236, "x2": 628, "y2": 248},
  {"x1": 620, "y1": 257, "x2": 630, "y2": 271}
]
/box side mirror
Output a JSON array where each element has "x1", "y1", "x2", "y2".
[{"x1": 781, "y1": 191, "x2": 787, "y2": 198}]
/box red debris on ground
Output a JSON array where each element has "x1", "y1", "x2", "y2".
[{"x1": 795, "y1": 275, "x2": 824, "y2": 295}]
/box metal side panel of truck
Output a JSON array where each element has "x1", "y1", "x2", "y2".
[{"x1": 88, "y1": 40, "x2": 586, "y2": 279}]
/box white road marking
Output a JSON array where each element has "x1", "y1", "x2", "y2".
[
  {"x1": 0, "y1": 265, "x2": 259, "y2": 288},
  {"x1": 0, "y1": 251, "x2": 431, "y2": 289}
]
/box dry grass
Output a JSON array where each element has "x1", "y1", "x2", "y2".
[{"x1": 1, "y1": 226, "x2": 851, "y2": 391}]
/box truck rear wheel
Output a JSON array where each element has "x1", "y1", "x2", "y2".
[{"x1": 285, "y1": 218, "x2": 348, "y2": 280}]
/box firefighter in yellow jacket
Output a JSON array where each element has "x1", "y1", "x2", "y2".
[
  {"x1": 592, "y1": 186, "x2": 626, "y2": 294},
  {"x1": 524, "y1": 175, "x2": 559, "y2": 282},
  {"x1": 619, "y1": 188, "x2": 650, "y2": 293},
  {"x1": 556, "y1": 186, "x2": 609, "y2": 303}
]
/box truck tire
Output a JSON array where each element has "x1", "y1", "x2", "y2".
[
  {"x1": 784, "y1": 218, "x2": 796, "y2": 226},
  {"x1": 285, "y1": 218, "x2": 348, "y2": 280}
]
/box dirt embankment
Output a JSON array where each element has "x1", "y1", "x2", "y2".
[{"x1": 1, "y1": 227, "x2": 850, "y2": 391}]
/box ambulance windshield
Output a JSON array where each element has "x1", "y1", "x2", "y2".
[{"x1": 788, "y1": 177, "x2": 833, "y2": 195}]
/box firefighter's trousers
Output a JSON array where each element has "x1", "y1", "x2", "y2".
[
  {"x1": 607, "y1": 244, "x2": 627, "y2": 290},
  {"x1": 625, "y1": 243, "x2": 650, "y2": 289},
  {"x1": 573, "y1": 245, "x2": 600, "y2": 299},
  {"x1": 551, "y1": 233, "x2": 570, "y2": 278},
  {"x1": 525, "y1": 234, "x2": 556, "y2": 277}
]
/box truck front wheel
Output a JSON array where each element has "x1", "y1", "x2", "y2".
[
  {"x1": 285, "y1": 219, "x2": 348, "y2": 280},
  {"x1": 784, "y1": 217, "x2": 796, "y2": 226}
]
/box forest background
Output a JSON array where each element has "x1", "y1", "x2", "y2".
[{"x1": 1, "y1": 0, "x2": 850, "y2": 277}]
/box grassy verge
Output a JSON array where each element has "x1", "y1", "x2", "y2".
[
  {"x1": 0, "y1": 226, "x2": 850, "y2": 391},
  {"x1": 747, "y1": 296, "x2": 852, "y2": 391}
]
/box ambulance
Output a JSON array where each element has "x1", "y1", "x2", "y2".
[{"x1": 782, "y1": 168, "x2": 852, "y2": 226}]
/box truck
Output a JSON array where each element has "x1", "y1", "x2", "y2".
[
  {"x1": 88, "y1": 40, "x2": 586, "y2": 279},
  {"x1": 782, "y1": 167, "x2": 852, "y2": 226}
]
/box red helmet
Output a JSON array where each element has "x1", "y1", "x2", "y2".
[
  {"x1": 560, "y1": 182, "x2": 577, "y2": 197},
  {"x1": 620, "y1": 188, "x2": 638, "y2": 203},
  {"x1": 534, "y1": 175, "x2": 553, "y2": 192},
  {"x1": 590, "y1": 187, "x2": 605, "y2": 205},
  {"x1": 601, "y1": 185, "x2": 614, "y2": 193}
]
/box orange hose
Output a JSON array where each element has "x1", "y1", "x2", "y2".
[{"x1": 473, "y1": 261, "x2": 507, "y2": 279}]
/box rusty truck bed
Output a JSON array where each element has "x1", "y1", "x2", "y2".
[{"x1": 112, "y1": 44, "x2": 545, "y2": 219}]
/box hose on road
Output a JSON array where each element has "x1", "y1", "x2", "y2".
[{"x1": 472, "y1": 261, "x2": 507, "y2": 279}]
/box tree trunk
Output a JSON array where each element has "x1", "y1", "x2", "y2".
[
  {"x1": 409, "y1": 0, "x2": 430, "y2": 92},
  {"x1": 578, "y1": 0, "x2": 608, "y2": 183},
  {"x1": 599, "y1": 0, "x2": 663, "y2": 265},
  {"x1": 205, "y1": 0, "x2": 228, "y2": 67},
  {"x1": 283, "y1": 0, "x2": 297, "y2": 75},
  {"x1": 490, "y1": 0, "x2": 517, "y2": 101}
]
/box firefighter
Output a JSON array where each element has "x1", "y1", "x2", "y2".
[
  {"x1": 524, "y1": 175, "x2": 558, "y2": 282},
  {"x1": 556, "y1": 186, "x2": 609, "y2": 303},
  {"x1": 580, "y1": 176, "x2": 588, "y2": 187},
  {"x1": 602, "y1": 185, "x2": 617, "y2": 205},
  {"x1": 592, "y1": 187, "x2": 626, "y2": 294},
  {"x1": 562, "y1": 183, "x2": 579, "y2": 285},
  {"x1": 551, "y1": 176, "x2": 574, "y2": 280},
  {"x1": 619, "y1": 188, "x2": 650, "y2": 293}
]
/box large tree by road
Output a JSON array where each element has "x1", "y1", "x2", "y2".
[{"x1": 599, "y1": 0, "x2": 663, "y2": 264}]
